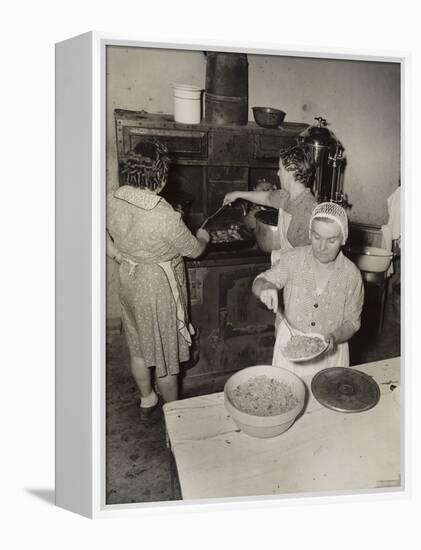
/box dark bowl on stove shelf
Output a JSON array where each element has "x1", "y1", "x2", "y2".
[{"x1": 252, "y1": 107, "x2": 286, "y2": 128}]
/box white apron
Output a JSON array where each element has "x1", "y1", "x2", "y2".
[
  {"x1": 271, "y1": 208, "x2": 293, "y2": 330},
  {"x1": 272, "y1": 317, "x2": 349, "y2": 378},
  {"x1": 270, "y1": 208, "x2": 293, "y2": 264}
]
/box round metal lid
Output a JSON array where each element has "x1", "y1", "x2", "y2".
[{"x1": 311, "y1": 367, "x2": 381, "y2": 413}]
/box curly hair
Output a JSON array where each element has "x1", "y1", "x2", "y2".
[
  {"x1": 279, "y1": 145, "x2": 315, "y2": 188},
  {"x1": 119, "y1": 139, "x2": 170, "y2": 191}
]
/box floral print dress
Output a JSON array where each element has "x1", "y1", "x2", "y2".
[{"x1": 107, "y1": 186, "x2": 202, "y2": 377}]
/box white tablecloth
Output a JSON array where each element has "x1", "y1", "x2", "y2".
[{"x1": 163, "y1": 357, "x2": 401, "y2": 500}]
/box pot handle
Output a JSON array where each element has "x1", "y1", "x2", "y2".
[{"x1": 240, "y1": 201, "x2": 248, "y2": 217}]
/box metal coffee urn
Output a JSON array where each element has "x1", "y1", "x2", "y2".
[{"x1": 298, "y1": 116, "x2": 346, "y2": 205}]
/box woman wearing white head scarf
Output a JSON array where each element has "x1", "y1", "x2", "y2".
[{"x1": 252, "y1": 203, "x2": 364, "y2": 377}]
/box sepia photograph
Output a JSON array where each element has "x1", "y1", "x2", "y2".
[
  {"x1": 4, "y1": 0, "x2": 420, "y2": 543},
  {"x1": 104, "y1": 44, "x2": 402, "y2": 505}
]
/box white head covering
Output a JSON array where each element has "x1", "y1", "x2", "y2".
[{"x1": 309, "y1": 202, "x2": 348, "y2": 245}]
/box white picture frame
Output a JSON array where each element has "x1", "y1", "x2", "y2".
[{"x1": 55, "y1": 32, "x2": 407, "y2": 518}]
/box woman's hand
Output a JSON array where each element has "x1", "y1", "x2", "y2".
[
  {"x1": 223, "y1": 191, "x2": 240, "y2": 206},
  {"x1": 260, "y1": 288, "x2": 278, "y2": 313},
  {"x1": 113, "y1": 252, "x2": 123, "y2": 264},
  {"x1": 196, "y1": 228, "x2": 210, "y2": 243},
  {"x1": 323, "y1": 333, "x2": 336, "y2": 354}
]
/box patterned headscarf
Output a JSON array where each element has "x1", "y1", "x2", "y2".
[
  {"x1": 309, "y1": 202, "x2": 349, "y2": 245},
  {"x1": 119, "y1": 139, "x2": 170, "y2": 190}
]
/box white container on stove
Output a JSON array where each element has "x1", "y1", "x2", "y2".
[{"x1": 172, "y1": 84, "x2": 202, "y2": 124}]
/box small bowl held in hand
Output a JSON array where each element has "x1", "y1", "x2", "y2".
[
  {"x1": 281, "y1": 332, "x2": 328, "y2": 363},
  {"x1": 252, "y1": 107, "x2": 286, "y2": 128}
]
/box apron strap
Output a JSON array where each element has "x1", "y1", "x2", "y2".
[
  {"x1": 158, "y1": 260, "x2": 195, "y2": 346},
  {"x1": 271, "y1": 208, "x2": 293, "y2": 264}
]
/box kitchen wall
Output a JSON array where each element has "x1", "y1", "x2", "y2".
[{"x1": 106, "y1": 46, "x2": 401, "y2": 318}]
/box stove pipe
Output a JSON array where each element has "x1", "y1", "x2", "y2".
[{"x1": 204, "y1": 52, "x2": 248, "y2": 126}]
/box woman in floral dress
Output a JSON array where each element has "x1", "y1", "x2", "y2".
[{"x1": 107, "y1": 141, "x2": 209, "y2": 421}]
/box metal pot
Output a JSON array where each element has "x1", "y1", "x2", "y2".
[
  {"x1": 255, "y1": 209, "x2": 280, "y2": 253},
  {"x1": 346, "y1": 245, "x2": 394, "y2": 273}
]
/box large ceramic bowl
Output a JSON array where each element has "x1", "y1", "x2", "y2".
[
  {"x1": 347, "y1": 245, "x2": 394, "y2": 273},
  {"x1": 224, "y1": 365, "x2": 306, "y2": 438}
]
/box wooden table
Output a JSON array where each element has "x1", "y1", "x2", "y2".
[{"x1": 163, "y1": 357, "x2": 401, "y2": 500}]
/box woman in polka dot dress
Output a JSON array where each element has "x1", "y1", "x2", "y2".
[
  {"x1": 107, "y1": 141, "x2": 209, "y2": 420},
  {"x1": 252, "y1": 203, "x2": 364, "y2": 378}
]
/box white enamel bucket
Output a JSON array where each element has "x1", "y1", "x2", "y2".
[{"x1": 173, "y1": 84, "x2": 201, "y2": 124}]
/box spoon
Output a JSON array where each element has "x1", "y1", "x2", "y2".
[
  {"x1": 282, "y1": 316, "x2": 295, "y2": 338},
  {"x1": 199, "y1": 204, "x2": 226, "y2": 229}
]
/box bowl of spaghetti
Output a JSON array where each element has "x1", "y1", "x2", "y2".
[
  {"x1": 224, "y1": 365, "x2": 305, "y2": 438},
  {"x1": 282, "y1": 333, "x2": 328, "y2": 362}
]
